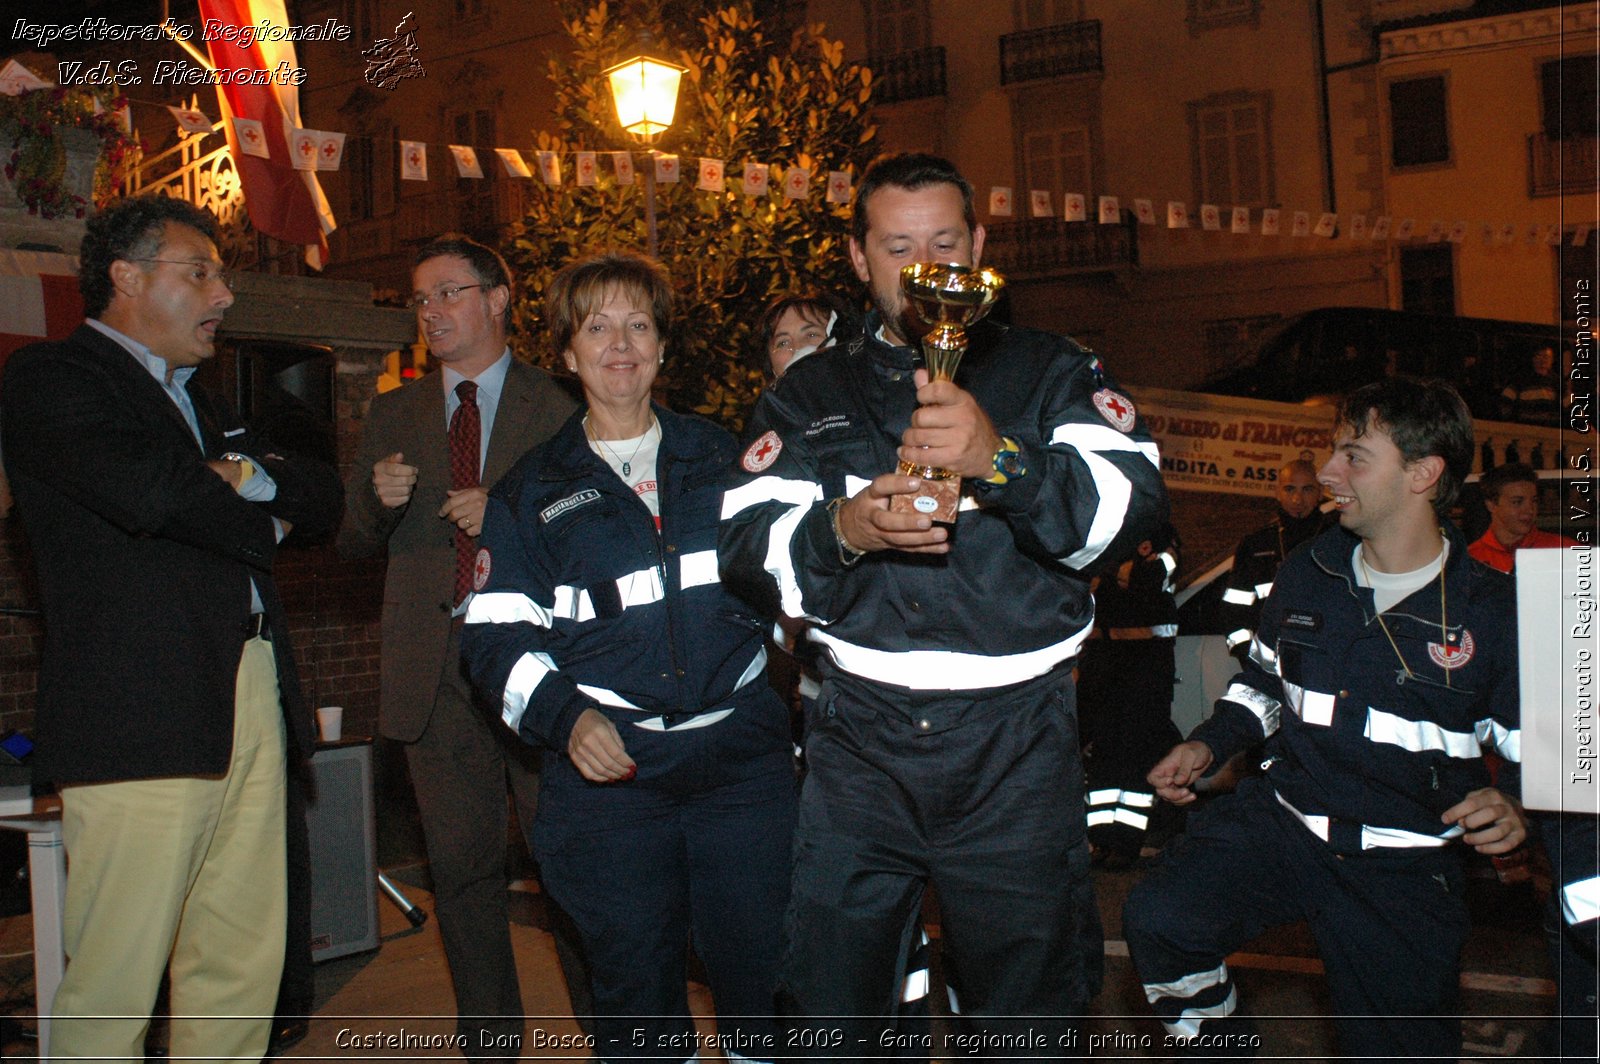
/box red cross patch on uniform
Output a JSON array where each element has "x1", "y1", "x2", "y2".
[
  {"x1": 742, "y1": 430, "x2": 783, "y2": 473},
  {"x1": 1428, "y1": 629, "x2": 1474, "y2": 670},
  {"x1": 472, "y1": 548, "x2": 492, "y2": 591},
  {"x1": 1092, "y1": 388, "x2": 1137, "y2": 433}
]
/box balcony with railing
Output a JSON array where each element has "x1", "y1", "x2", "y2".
[
  {"x1": 1528, "y1": 132, "x2": 1598, "y2": 196},
  {"x1": 870, "y1": 46, "x2": 947, "y2": 105},
  {"x1": 981, "y1": 214, "x2": 1135, "y2": 279},
  {"x1": 329, "y1": 182, "x2": 530, "y2": 264},
  {"x1": 999, "y1": 20, "x2": 1102, "y2": 85}
]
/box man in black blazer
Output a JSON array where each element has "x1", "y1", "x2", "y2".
[
  {"x1": 338, "y1": 234, "x2": 580, "y2": 1058},
  {"x1": 0, "y1": 195, "x2": 341, "y2": 1060}
]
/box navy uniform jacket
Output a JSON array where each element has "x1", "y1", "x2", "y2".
[
  {"x1": 1192, "y1": 522, "x2": 1521, "y2": 853},
  {"x1": 1, "y1": 324, "x2": 342, "y2": 784},
  {"x1": 461, "y1": 405, "x2": 772, "y2": 751},
  {"x1": 718, "y1": 314, "x2": 1168, "y2": 694},
  {"x1": 1219, "y1": 510, "x2": 1327, "y2": 655}
]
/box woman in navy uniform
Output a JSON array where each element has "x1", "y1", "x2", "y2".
[{"x1": 463, "y1": 252, "x2": 794, "y2": 1062}]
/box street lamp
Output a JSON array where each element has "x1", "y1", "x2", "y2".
[{"x1": 603, "y1": 41, "x2": 686, "y2": 258}]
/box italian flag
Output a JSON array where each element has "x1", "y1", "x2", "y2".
[{"x1": 198, "y1": 0, "x2": 335, "y2": 268}]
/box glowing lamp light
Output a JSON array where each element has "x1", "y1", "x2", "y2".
[{"x1": 603, "y1": 52, "x2": 687, "y2": 142}]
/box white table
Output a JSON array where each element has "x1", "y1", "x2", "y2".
[{"x1": 0, "y1": 787, "x2": 64, "y2": 1058}]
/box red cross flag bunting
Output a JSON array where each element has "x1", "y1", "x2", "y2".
[
  {"x1": 400, "y1": 140, "x2": 427, "y2": 181},
  {"x1": 989, "y1": 187, "x2": 1013, "y2": 216},
  {"x1": 784, "y1": 166, "x2": 810, "y2": 200},
  {"x1": 450, "y1": 145, "x2": 484, "y2": 180},
  {"x1": 1064, "y1": 193, "x2": 1087, "y2": 222},
  {"x1": 655, "y1": 154, "x2": 680, "y2": 183},
  {"x1": 577, "y1": 151, "x2": 597, "y2": 186},
  {"x1": 1098, "y1": 195, "x2": 1120, "y2": 224},
  {"x1": 699, "y1": 158, "x2": 725, "y2": 192},
  {"x1": 1167, "y1": 201, "x2": 1189, "y2": 228},
  {"x1": 290, "y1": 128, "x2": 318, "y2": 171},
  {"x1": 826, "y1": 171, "x2": 852, "y2": 204},
  {"x1": 1261, "y1": 208, "x2": 1281, "y2": 236},
  {"x1": 495, "y1": 148, "x2": 532, "y2": 179},
  {"x1": 233, "y1": 117, "x2": 270, "y2": 158},
  {"x1": 317, "y1": 131, "x2": 345, "y2": 171}
]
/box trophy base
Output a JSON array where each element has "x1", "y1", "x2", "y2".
[{"x1": 890, "y1": 473, "x2": 961, "y2": 524}]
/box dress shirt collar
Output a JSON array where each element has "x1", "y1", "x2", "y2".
[
  {"x1": 87, "y1": 318, "x2": 198, "y2": 390},
  {"x1": 442, "y1": 348, "x2": 512, "y2": 406}
]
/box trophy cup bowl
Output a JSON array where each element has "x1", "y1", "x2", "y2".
[{"x1": 890, "y1": 262, "x2": 1006, "y2": 523}]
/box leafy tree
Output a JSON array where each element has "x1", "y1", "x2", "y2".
[{"x1": 503, "y1": 0, "x2": 875, "y2": 428}]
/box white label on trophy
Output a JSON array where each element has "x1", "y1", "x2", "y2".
[{"x1": 913, "y1": 496, "x2": 939, "y2": 514}]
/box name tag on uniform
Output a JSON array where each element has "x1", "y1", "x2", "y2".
[{"x1": 541, "y1": 489, "x2": 601, "y2": 524}]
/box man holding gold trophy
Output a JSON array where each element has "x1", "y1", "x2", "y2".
[{"x1": 721, "y1": 153, "x2": 1168, "y2": 1051}]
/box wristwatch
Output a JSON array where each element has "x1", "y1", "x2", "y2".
[
  {"x1": 982, "y1": 437, "x2": 1026, "y2": 485},
  {"x1": 220, "y1": 452, "x2": 256, "y2": 484}
]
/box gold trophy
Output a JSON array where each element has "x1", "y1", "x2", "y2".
[{"x1": 890, "y1": 261, "x2": 1006, "y2": 523}]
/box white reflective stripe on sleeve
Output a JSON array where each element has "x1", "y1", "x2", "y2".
[
  {"x1": 1219, "y1": 682, "x2": 1280, "y2": 734},
  {"x1": 465, "y1": 590, "x2": 553, "y2": 628},
  {"x1": 1562, "y1": 876, "x2": 1600, "y2": 925},
  {"x1": 1159, "y1": 550, "x2": 1178, "y2": 576},
  {"x1": 1253, "y1": 581, "x2": 1273, "y2": 598},
  {"x1": 810, "y1": 619, "x2": 1092, "y2": 691},
  {"x1": 1248, "y1": 635, "x2": 1277, "y2": 670},
  {"x1": 1142, "y1": 961, "x2": 1228, "y2": 1003},
  {"x1": 1122, "y1": 790, "x2": 1156, "y2": 808},
  {"x1": 677, "y1": 549, "x2": 720, "y2": 590},
  {"x1": 574, "y1": 683, "x2": 644, "y2": 710},
  {"x1": 617, "y1": 566, "x2": 665, "y2": 609},
  {"x1": 1051, "y1": 424, "x2": 1159, "y2": 569},
  {"x1": 1274, "y1": 790, "x2": 1330, "y2": 841},
  {"x1": 1365, "y1": 707, "x2": 1479, "y2": 758},
  {"x1": 1474, "y1": 718, "x2": 1522, "y2": 762},
  {"x1": 1165, "y1": 988, "x2": 1239, "y2": 1040},
  {"x1": 735, "y1": 646, "x2": 768, "y2": 690},
  {"x1": 633, "y1": 707, "x2": 735, "y2": 732},
  {"x1": 1151, "y1": 624, "x2": 1178, "y2": 638},
  {"x1": 720, "y1": 475, "x2": 826, "y2": 622},
  {"x1": 553, "y1": 585, "x2": 595, "y2": 622},
  {"x1": 1086, "y1": 809, "x2": 1116, "y2": 826},
  {"x1": 1225, "y1": 627, "x2": 1253, "y2": 650},
  {"x1": 1360, "y1": 823, "x2": 1460, "y2": 849},
  {"x1": 502, "y1": 651, "x2": 559, "y2": 732},
  {"x1": 1301, "y1": 689, "x2": 1335, "y2": 726},
  {"x1": 1087, "y1": 788, "x2": 1121, "y2": 807},
  {"x1": 844, "y1": 474, "x2": 871, "y2": 496},
  {"x1": 900, "y1": 967, "x2": 930, "y2": 1004},
  {"x1": 1221, "y1": 587, "x2": 1256, "y2": 606},
  {"x1": 1281, "y1": 679, "x2": 1302, "y2": 716},
  {"x1": 1113, "y1": 808, "x2": 1150, "y2": 829}
]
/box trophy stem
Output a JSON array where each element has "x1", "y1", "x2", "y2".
[{"x1": 920, "y1": 324, "x2": 966, "y2": 381}]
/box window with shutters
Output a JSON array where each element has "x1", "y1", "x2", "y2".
[
  {"x1": 1023, "y1": 126, "x2": 1093, "y2": 206},
  {"x1": 864, "y1": 0, "x2": 930, "y2": 57},
  {"x1": 1388, "y1": 74, "x2": 1450, "y2": 169},
  {"x1": 1188, "y1": 91, "x2": 1273, "y2": 208}
]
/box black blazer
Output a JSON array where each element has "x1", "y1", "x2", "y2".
[{"x1": 0, "y1": 324, "x2": 343, "y2": 785}]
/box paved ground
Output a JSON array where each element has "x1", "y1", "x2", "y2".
[{"x1": 0, "y1": 843, "x2": 1571, "y2": 1061}]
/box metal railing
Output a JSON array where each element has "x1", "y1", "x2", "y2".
[
  {"x1": 999, "y1": 20, "x2": 1102, "y2": 85},
  {"x1": 1528, "y1": 132, "x2": 1598, "y2": 197},
  {"x1": 981, "y1": 214, "x2": 1136, "y2": 278},
  {"x1": 870, "y1": 46, "x2": 947, "y2": 105}
]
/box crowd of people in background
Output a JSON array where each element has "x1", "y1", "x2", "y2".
[{"x1": 0, "y1": 150, "x2": 1593, "y2": 1062}]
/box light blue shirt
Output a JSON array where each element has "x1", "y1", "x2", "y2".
[
  {"x1": 441, "y1": 348, "x2": 512, "y2": 475},
  {"x1": 88, "y1": 318, "x2": 279, "y2": 611}
]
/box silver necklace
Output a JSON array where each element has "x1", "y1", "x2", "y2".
[{"x1": 585, "y1": 414, "x2": 657, "y2": 477}]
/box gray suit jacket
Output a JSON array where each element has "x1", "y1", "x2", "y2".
[{"x1": 337, "y1": 358, "x2": 575, "y2": 741}]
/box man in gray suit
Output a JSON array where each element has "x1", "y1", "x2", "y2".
[{"x1": 338, "y1": 234, "x2": 578, "y2": 1059}]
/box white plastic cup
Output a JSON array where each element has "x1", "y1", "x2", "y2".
[{"x1": 316, "y1": 706, "x2": 344, "y2": 743}]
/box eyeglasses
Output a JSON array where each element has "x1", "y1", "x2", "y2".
[
  {"x1": 407, "y1": 284, "x2": 484, "y2": 311},
  {"x1": 132, "y1": 258, "x2": 233, "y2": 290}
]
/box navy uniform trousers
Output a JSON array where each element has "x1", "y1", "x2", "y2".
[
  {"x1": 530, "y1": 691, "x2": 796, "y2": 1064},
  {"x1": 780, "y1": 665, "x2": 1100, "y2": 1060},
  {"x1": 1123, "y1": 776, "x2": 1470, "y2": 1059}
]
